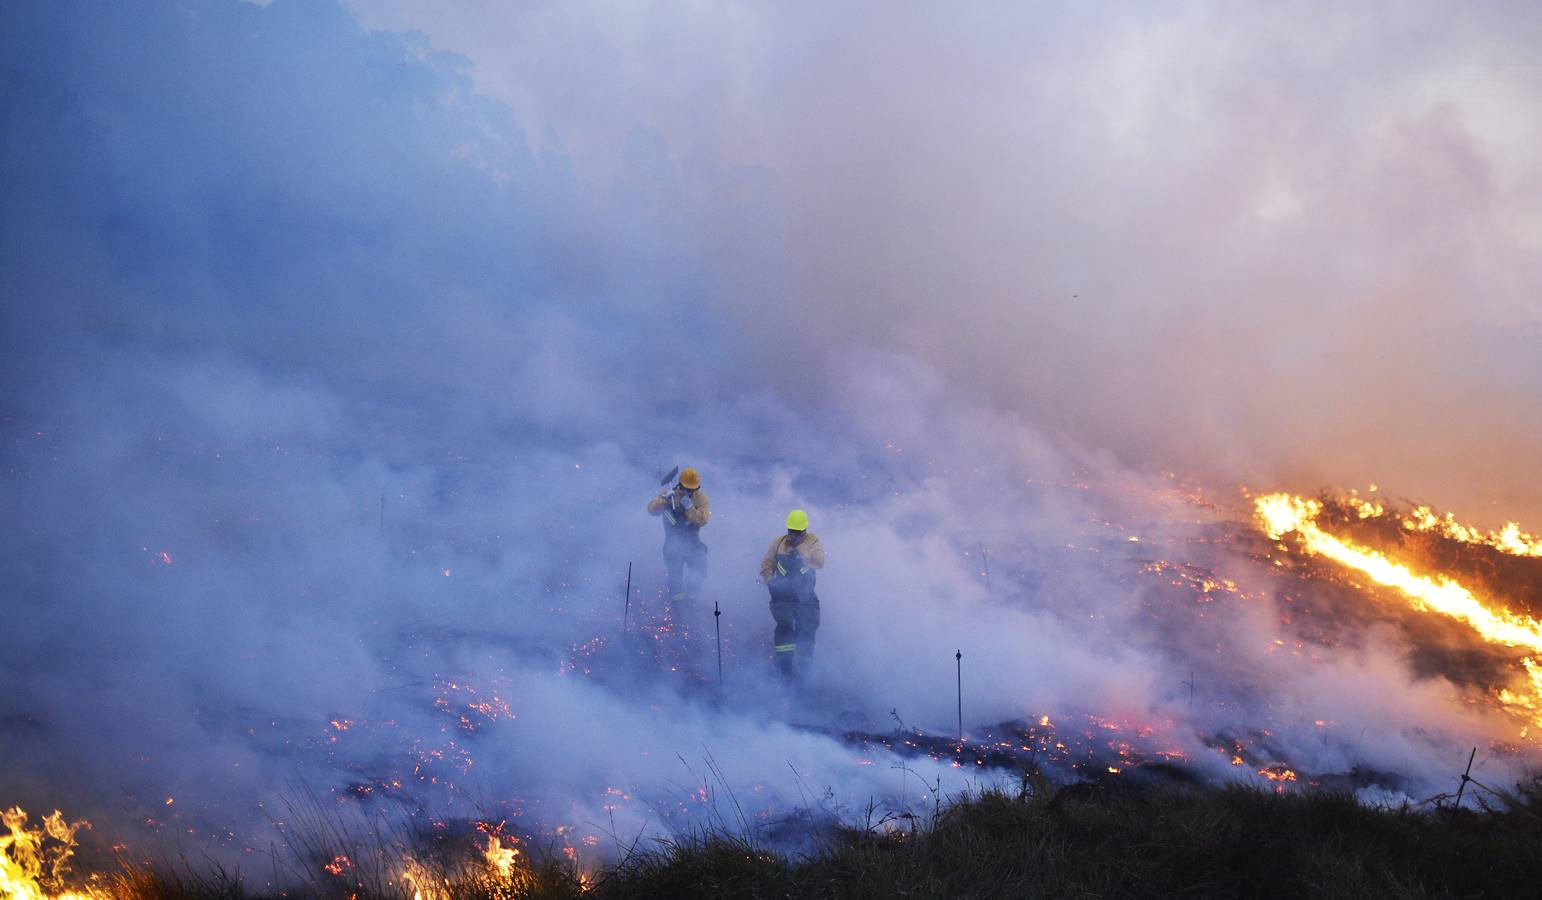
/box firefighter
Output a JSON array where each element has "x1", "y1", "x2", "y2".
[
  {"x1": 759, "y1": 509, "x2": 825, "y2": 678},
  {"x1": 646, "y1": 466, "x2": 710, "y2": 628}
]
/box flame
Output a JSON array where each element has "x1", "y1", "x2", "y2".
[
  {"x1": 398, "y1": 829, "x2": 534, "y2": 899},
  {"x1": 1, "y1": 808, "x2": 101, "y2": 900},
  {"x1": 1341, "y1": 495, "x2": 1542, "y2": 557},
  {"x1": 1257, "y1": 493, "x2": 1542, "y2": 728},
  {"x1": 401, "y1": 858, "x2": 444, "y2": 900},
  {"x1": 1255, "y1": 494, "x2": 1542, "y2": 653},
  {"x1": 482, "y1": 834, "x2": 517, "y2": 878}
]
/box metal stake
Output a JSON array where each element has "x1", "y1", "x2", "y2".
[
  {"x1": 623, "y1": 562, "x2": 633, "y2": 633},
  {"x1": 956, "y1": 649, "x2": 963, "y2": 743},
  {"x1": 1454, "y1": 746, "x2": 1477, "y2": 809},
  {"x1": 714, "y1": 601, "x2": 723, "y2": 687}
]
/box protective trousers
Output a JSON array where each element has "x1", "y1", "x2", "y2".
[
  {"x1": 769, "y1": 589, "x2": 819, "y2": 677},
  {"x1": 663, "y1": 539, "x2": 708, "y2": 630}
]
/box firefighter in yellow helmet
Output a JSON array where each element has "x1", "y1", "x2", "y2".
[
  {"x1": 759, "y1": 508, "x2": 825, "y2": 678},
  {"x1": 646, "y1": 466, "x2": 711, "y2": 626}
]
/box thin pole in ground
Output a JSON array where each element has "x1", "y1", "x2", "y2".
[
  {"x1": 956, "y1": 649, "x2": 963, "y2": 743},
  {"x1": 1454, "y1": 746, "x2": 1477, "y2": 809},
  {"x1": 623, "y1": 561, "x2": 633, "y2": 633},
  {"x1": 714, "y1": 601, "x2": 723, "y2": 688}
]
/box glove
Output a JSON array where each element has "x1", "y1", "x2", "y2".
[{"x1": 680, "y1": 493, "x2": 694, "y2": 510}]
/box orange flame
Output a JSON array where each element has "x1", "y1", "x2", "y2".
[
  {"x1": 482, "y1": 834, "x2": 517, "y2": 878},
  {"x1": 1256, "y1": 495, "x2": 1542, "y2": 652},
  {"x1": 1341, "y1": 495, "x2": 1542, "y2": 558},
  {"x1": 1256, "y1": 493, "x2": 1542, "y2": 728},
  {"x1": 1, "y1": 807, "x2": 101, "y2": 900}
]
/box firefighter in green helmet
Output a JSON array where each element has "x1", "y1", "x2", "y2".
[{"x1": 759, "y1": 508, "x2": 825, "y2": 678}]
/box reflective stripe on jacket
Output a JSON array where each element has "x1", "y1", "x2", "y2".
[
  {"x1": 771, "y1": 551, "x2": 815, "y2": 592},
  {"x1": 760, "y1": 531, "x2": 824, "y2": 583},
  {"x1": 648, "y1": 488, "x2": 710, "y2": 542}
]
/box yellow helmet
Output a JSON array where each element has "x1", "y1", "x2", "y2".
[
  {"x1": 679, "y1": 467, "x2": 701, "y2": 490},
  {"x1": 786, "y1": 508, "x2": 809, "y2": 531}
]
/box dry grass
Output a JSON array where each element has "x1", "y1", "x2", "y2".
[{"x1": 107, "y1": 773, "x2": 1542, "y2": 899}]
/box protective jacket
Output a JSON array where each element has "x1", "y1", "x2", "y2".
[
  {"x1": 648, "y1": 488, "x2": 710, "y2": 544},
  {"x1": 760, "y1": 531, "x2": 825, "y2": 584},
  {"x1": 763, "y1": 531, "x2": 823, "y2": 674}
]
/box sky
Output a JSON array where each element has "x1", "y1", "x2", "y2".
[
  {"x1": 4, "y1": 0, "x2": 1542, "y2": 883},
  {"x1": 348, "y1": 0, "x2": 1542, "y2": 521}
]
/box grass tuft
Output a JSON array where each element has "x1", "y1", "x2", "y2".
[{"x1": 105, "y1": 774, "x2": 1542, "y2": 898}]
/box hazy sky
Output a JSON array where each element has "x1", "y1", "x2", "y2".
[
  {"x1": 348, "y1": 0, "x2": 1542, "y2": 522},
  {"x1": 4, "y1": 0, "x2": 1541, "y2": 879}
]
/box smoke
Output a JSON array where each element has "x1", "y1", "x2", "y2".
[
  {"x1": 351, "y1": 0, "x2": 1542, "y2": 522},
  {"x1": 3, "y1": 0, "x2": 1539, "y2": 881}
]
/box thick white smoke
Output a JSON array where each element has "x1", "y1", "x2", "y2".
[{"x1": 3, "y1": 1, "x2": 1539, "y2": 885}]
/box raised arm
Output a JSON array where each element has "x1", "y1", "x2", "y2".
[
  {"x1": 798, "y1": 532, "x2": 826, "y2": 569},
  {"x1": 685, "y1": 490, "x2": 710, "y2": 526}
]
